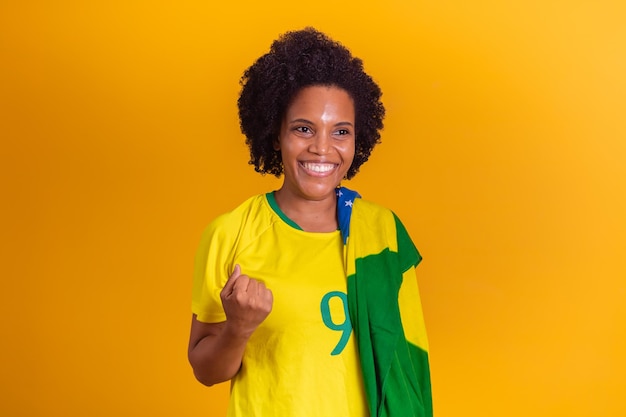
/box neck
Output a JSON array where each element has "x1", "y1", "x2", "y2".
[{"x1": 274, "y1": 189, "x2": 338, "y2": 233}]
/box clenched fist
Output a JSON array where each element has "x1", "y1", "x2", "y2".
[{"x1": 220, "y1": 264, "x2": 273, "y2": 338}]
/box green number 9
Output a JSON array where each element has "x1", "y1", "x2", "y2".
[{"x1": 320, "y1": 291, "x2": 352, "y2": 356}]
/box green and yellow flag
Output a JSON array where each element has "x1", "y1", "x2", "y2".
[{"x1": 337, "y1": 187, "x2": 432, "y2": 417}]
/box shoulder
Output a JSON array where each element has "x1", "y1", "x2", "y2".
[
  {"x1": 353, "y1": 196, "x2": 419, "y2": 263},
  {"x1": 205, "y1": 194, "x2": 266, "y2": 230},
  {"x1": 353, "y1": 197, "x2": 397, "y2": 226},
  {"x1": 198, "y1": 193, "x2": 276, "y2": 249},
  {"x1": 354, "y1": 197, "x2": 392, "y2": 213},
  {"x1": 354, "y1": 197, "x2": 413, "y2": 229}
]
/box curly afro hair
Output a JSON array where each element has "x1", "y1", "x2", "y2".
[{"x1": 237, "y1": 27, "x2": 385, "y2": 179}]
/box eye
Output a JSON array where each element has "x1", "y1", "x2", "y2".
[
  {"x1": 295, "y1": 126, "x2": 312, "y2": 134},
  {"x1": 334, "y1": 128, "x2": 352, "y2": 138}
]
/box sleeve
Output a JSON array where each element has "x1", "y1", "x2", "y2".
[{"x1": 191, "y1": 213, "x2": 238, "y2": 323}]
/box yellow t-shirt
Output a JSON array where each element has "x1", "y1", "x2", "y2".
[{"x1": 192, "y1": 193, "x2": 368, "y2": 417}]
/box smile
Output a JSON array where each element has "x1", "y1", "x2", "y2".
[{"x1": 300, "y1": 162, "x2": 338, "y2": 174}]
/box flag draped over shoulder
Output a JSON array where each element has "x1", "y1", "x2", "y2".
[{"x1": 337, "y1": 187, "x2": 432, "y2": 417}]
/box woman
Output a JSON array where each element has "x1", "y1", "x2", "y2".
[{"x1": 188, "y1": 27, "x2": 432, "y2": 417}]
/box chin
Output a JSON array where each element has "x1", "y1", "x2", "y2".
[{"x1": 298, "y1": 182, "x2": 340, "y2": 201}]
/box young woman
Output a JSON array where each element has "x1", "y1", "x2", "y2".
[{"x1": 188, "y1": 27, "x2": 432, "y2": 417}]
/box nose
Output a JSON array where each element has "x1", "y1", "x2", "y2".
[{"x1": 309, "y1": 131, "x2": 330, "y2": 155}]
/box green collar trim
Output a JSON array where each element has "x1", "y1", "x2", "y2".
[{"x1": 265, "y1": 192, "x2": 303, "y2": 231}]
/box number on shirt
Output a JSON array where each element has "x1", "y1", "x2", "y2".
[{"x1": 320, "y1": 291, "x2": 352, "y2": 355}]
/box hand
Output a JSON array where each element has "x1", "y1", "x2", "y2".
[{"x1": 220, "y1": 264, "x2": 273, "y2": 338}]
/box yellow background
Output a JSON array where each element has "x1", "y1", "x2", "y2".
[{"x1": 1, "y1": 1, "x2": 625, "y2": 416}]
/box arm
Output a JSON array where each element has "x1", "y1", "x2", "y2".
[{"x1": 188, "y1": 265, "x2": 273, "y2": 386}]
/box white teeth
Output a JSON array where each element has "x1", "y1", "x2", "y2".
[{"x1": 302, "y1": 162, "x2": 335, "y2": 173}]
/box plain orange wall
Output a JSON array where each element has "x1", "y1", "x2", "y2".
[{"x1": 1, "y1": 1, "x2": 625, "y2": 416}]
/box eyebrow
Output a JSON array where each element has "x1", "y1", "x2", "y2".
[{"x1": 288, "y1": 118, "x2": 354, "y2": 127}]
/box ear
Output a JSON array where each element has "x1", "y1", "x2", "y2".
[{"x1": 273, "y1": 136, "x2": 281, "y2": 151}]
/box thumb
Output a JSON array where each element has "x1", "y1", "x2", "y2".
[{"x1": 222, "y1": 264, "x2": 242, "y2": 293}]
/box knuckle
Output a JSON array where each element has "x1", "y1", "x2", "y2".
[{"x1": 235, "y1": 291, "x2": 247, "y2": 304}]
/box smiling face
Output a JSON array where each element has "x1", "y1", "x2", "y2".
[{"x1": 276, "y1": 85, "x2": 356, "y2": 205}]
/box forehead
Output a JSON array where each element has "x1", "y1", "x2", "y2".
[{"x1": 285, "y1": 85, "x2": 355, "y2": 119}]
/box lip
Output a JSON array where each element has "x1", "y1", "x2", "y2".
[{"x1": 298, "y1": 161, "x2": 339, "y2": 177}]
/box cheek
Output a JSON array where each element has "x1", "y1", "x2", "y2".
[
  {"x1": 343, "y1": 141, "x2": 356, "y2": 162},
  {"x1": 278, "y1": 141, "x2": 302, "y2": 169}
]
